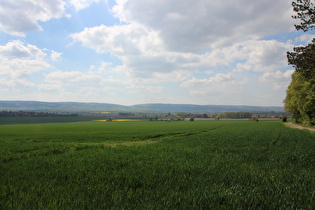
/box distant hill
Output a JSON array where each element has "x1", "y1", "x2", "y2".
[{"x1": 0, "y1": 101, "x2": 285, "y2": 113}]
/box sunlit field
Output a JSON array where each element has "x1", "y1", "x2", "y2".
[{"x1": 1, "y1": 120, "x2": 314, "y2": 209}]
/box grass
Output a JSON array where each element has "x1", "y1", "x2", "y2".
[{"x1": 0, "y1": 120, "x2": 314, "y2": 209}]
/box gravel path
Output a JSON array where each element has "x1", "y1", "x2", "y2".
[{"x1": 285, "y1": 122, "x2": 315, "y2": 132}]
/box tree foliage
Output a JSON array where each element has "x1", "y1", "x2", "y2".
[
  {"x1": 284, "y1": 1, "x2": 315, "y2": 125},
  {"x1": 217, "y1": 112, "x2": 253, "y2": 119},
  {"x1": 292, "y1": 0, "x2": 315, "y2": 31},
  {"x1": 287, "y1": 38, "x2": 315, "y2": 79},
  {"x1": 285, "y1": 72, "x2": 315, "y2": 125}
]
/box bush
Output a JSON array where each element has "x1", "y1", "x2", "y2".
[
  {"x1": 282, "y1": 115, "x2": 287, "y2": 122},
  {"x1": 249, "y1": 117, "x2": 259, "y2": 122}
]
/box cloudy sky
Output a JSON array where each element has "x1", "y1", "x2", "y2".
[{"x1": 0, "y1": 0, "x2": 314, "y2": 106}]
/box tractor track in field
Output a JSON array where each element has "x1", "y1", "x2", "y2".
[{"x1": 1, "y1": 127, "x2": 222, "y2": 163}]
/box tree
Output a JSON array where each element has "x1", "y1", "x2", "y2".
[
  {"x1": 285, "y1": 72, "x2": 315, "y2": 125},
  {"x1": 284, "y1": 1, "x2": 315, "y2": 125},
  {"x1": 292, "y1": 0, "x2": 315, "y2": 31},
  {"x1": 287, "y1": 38, "x2": 315, "y2": 79},
  {"x1": 282, "y1": 115, "x2": 288, "y2": 122}
]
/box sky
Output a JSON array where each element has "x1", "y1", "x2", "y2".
[{"x1": 0, "y1": 0, "x2": 314, "y2": 106}]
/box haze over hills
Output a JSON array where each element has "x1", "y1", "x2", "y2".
[{"x1": 0, "y1": 101, "x2": 285, "y2": 113}]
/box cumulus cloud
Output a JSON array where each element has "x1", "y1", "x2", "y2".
[
  {"x1": 50, "y1": 51, "x2": 63, "y2": 62},
  {"x1": 0, "y1": 0, "x2": 68, "y2": 36},
  {"x1": 67, "y1": 0, "x2": 299, "y2": 105},
  {"x1": 38, "y1": 83, "x2": 63, "y2": 91},
  {"x1": 0, "y1": 41, "x2": 51, "y2": 89},
  {"x1": 181, "y1": 73, "x2": 235, "y2": 88},
  {"x1": 0, "y1": 41, "x2": 50, "y2": 77},
  {"x1": 68, "y1": 0, "x2": 111, "y2": 11},
  {"x1": 180, "y1": 72, "x2": 246, "y2": 97},
  {"x1": 235, "y1": 40, "x2": 293, "y2": 72},
  {"x1": 0, "y1": 40, "x2": 46, "y2": 59},
  {"x1": 0, "y1": 78, "x2": 35, "y2": 89},
  {"x1": 260, "y1": 70, "x2": 294, "y2": 90},
  {"x1": 112, "y1": 0, "x2": 294, "y2": 52},
  {"x1": 0, "y1": 59, "x2": 50, "y2": 78},
  {"x1": 43, "y1": 69, "x2": 128, "y2": 92},
  {"x1": 71, "y1": 23, "x2": 294, "y2": 82},
  {"x1": 71, "y1": 23, "x2": 201, "y2": 78},
  {"x1": 71, "y1": 24, "x2": 164, "y2": 55},
  {"x1": 69, "y1": 0, "x2": 99, "y2": 10},
  {"x1": 45, "y1": 70, "x2": 103, "y2": 86},
  {"x1": 71, "y1": 0, "x2": 296, "y2": 82}
]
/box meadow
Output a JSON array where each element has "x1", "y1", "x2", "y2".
[{"x1": 0, "y1": 119, "x2": 314, "y2": 209}]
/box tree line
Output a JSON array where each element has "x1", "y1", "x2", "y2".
[
  {"x1": 0, "y1": 111, "x2": 78, "y2": 117},
  {"x1": 210, "y1": 112, "x2": 253, "y2": 119},
  {"x1": 284, "y1": 0, "x2": 315, "y2": 125}
]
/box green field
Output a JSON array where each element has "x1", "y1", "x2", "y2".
[
  {"x1": 0, "y1": 116, "x2": 106, "y2": 125},
  {"x1": 1, "y1": 119, "x2": 314, "y2": 209}
]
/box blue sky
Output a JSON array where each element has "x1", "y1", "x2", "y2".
[{"x1": 0, "y1": 0, "x2": 314, "y2": 106}]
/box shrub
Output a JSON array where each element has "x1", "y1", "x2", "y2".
[
  {"x1": 282, "y1": 115, "x2": 287, "y2": 122},
  {"x1": 249, "y1": 117, "x2": 259, "y2": 122}
]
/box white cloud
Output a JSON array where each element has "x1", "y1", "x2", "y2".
[
  {"x1": 89, "y1": 62, "x2": 115, "y2": 74},
  {"x1": 112, "y1": 0, "x2": 294, "y2": 52},
  {"x1": 204, "y1": 70, "x2": 214, "y2": 75},
  {"x1": 71, "y1": 16, "x2": 294, "y2": 84},
  {"x1": 181, "y1": 73, "x2": 235, "y2": 88},
  {"x1": 71, "y1": 24, "x2": 164, "y2": 55},
  {"x1": 50, "y1": 51, "x2": 63, "y2": 62},
  {"x1": 0, "y1": 59, "x2": 50, "y2": 78},
  {"x1": 0, "y1": 0, "x2": 68, "y2": 36},
  {"x1": 43, "y1": 69, "x2": 128, "y2": 91},
  {"x1": 69, "y1": 0, "x2": 99, "y2": 10},
  {"x1": 127, "y1": 84, "x2": 165, "y2": 102},
  {"x1": 0, "y1": 41, "x2": 51, "y2": 89},
  {"x1": 49, "y1": 0, "x2": 301, "y2": 105},
  {"x1": 0, "y1": 76, "x2": 36, "y2": 89},
  {"x1": 38, "y1": 83, "x2": 63, "y2": 91},
  {"x1": 235, "y1": 40, "x2": 293, "y2": 72},
  {"x1": 45, "y1": 70, "x2": 102, "y2": 85},
  {"x1": 260, "y1": 70, "x2": 294, "y2": 90},
  {"x1": 38, "y1": 67, "x2": 137, "y2": 103},
  {"x1": 70, "y1": 24, "x2": 295, "y2": 105},
  {"x1": 0, "y1": 40, "x2": 46, "y2": 59},
  {"x1": 179, "y1": 72, "x2": 248, "y2": 101},
  {"x1": 295, "y1": 34, "x2": 315, "y2": 43},
  {"x1": 71, "y1": 23, "x2": 202, "y2": 78},
  {"x1": 15, "y1": 79, "x2": 36, "y2": 88},
  {"x1": 69, "y1": 0, "x2": 110, "y2": 11}
]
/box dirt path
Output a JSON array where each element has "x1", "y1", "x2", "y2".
[{"x1": 285, "y1": 123, "x2": 315, "y2": 132}]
